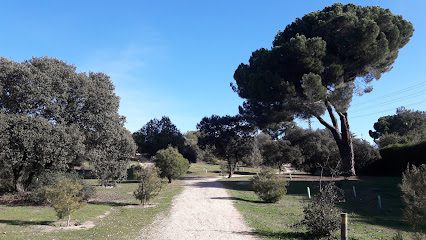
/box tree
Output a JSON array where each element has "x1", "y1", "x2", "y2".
[
  {"x1": 285, "y1": 127, "x2": 340, "y2": 174},
  {"x1": 197, "y1": 115, "x2": 254, "y2": 178},
  {"x1": 401, "y1": 164, "x2": 426, "y2": 231},
  {"x1": 0, "y1": 57, "x2": 136, "y2": 190},
  {"x1": 261, "y1": 139, "x2": 303, "y2": 172},
  {"x1": 369, "y1": 108, "x2": 426, "y2": 147},
  {"x1": 154, "y1": 146, "x2": 189, "y2": 183},
  {"x1": 252, "y1": 168, "x2": 287, "y2": 203},
  {"x1": 232, "y1": 3, "x2": 414, "y2": 175},
  {"x1": 0, "y1": 114, "x2": 84, "y2": 192},
  {"x1": 45, "y1": 175, "x2": 84, "y2": 227},
  {"x1": 133, "y1": 117, "x2": 185, "y2": 156},
  {"x1": 134, "y1": 166, "x2": 163, "y2": 205},
  {"x1": 90, "y1": 124, "x2": 136, "y2": 186}
]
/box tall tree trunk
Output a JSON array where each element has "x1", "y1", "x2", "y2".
[
  {"x1": 315, "y1": 103, "x2": 356, "y2": 176},
  {"x1": 227, "y1": 160, "x2": 235, "y2": 178},
  {"x1": 14, "y1": 167, "x2": 27, "y2": 193},
  {"x1": 337, "y1": 112, "x2": 355, "y2": 176}
]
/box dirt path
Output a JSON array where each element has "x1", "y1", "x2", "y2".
[{"x1": 139, "y1": 177, "x2": 257, "y2": 240}]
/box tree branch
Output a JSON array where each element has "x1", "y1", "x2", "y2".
[
  {"x1": 315, "y1": 114, "x2": 342, "y2": 141},
  {"x1": 325, "y1": 100, "x2": 339, "y2": 130}
]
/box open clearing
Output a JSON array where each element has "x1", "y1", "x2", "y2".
[{"x1": 141, "y1": 177, "x2": 257, "y2": 240}]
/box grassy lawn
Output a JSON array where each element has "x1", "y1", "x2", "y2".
[
  {"x1": 187, "y1": 162, "x2": 260, "y2": 177},
  {"x1": 0, "y1": 180, "x2": 183, "y2": 240},
  {"x1": 221, "y1": 176, "x2": 418, "y2": 240}
]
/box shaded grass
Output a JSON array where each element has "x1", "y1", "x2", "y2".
[
  {"x1": 187, "y1": 162, "x2": 260, "y2": 177},
  {"x1": 0, "y1": 181, "x2": 183, "y2": 240},
  {"x1": 221, "y1": 176, "x2": 415, "y2": 240}
]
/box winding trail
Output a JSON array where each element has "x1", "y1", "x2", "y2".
[{"x1": 139, "y1": 177, "x2": 257, "y2": 240}]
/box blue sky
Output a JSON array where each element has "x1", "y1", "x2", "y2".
[{"x1": 0, "y1": 1, "x2": 425, "y2": 140}]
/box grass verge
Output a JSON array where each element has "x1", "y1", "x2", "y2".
[
  {"x1": 0, "y1": 181, "x2": 183, "y2": 240},
  {"x1": 221, "y1": 176, "x2": 417, "y2": 240}
]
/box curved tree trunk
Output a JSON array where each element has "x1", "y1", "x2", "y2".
[{"x1": 315, "y1": 102, "x2": 356, "y2": 176}]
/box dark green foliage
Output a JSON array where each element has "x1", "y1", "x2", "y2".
[
  {"x1": 0, "y1": 114, "x2": 84, "y2": 192},
  {"x1": 252, "y1": 168, "x2": 287, "y2": 203},
  {"x1": 233, "y1": 3, "x2": 414, "y2": 176},
  {"x1": 154, "y1": 146, "x2": 190, "y2": 183},
  {"x1": 197, "y1": 115, "x2": 255, "y2": 177},
  {"x1": 302, "y1": 183, "x2": 343, "y2": 239},
  {"x1": 401, "y1": 164, "x2": 426, "y2": 230},
  {"x1": 370, "y1": 108, "x2": 426, "y2": 147},
  {"x1": 353, "y1": 138, "x2": 380, "y2": 174},
  {"x1": 29, "y1": 172, "x2": 95, "y2": 205},
  {"x1": 134, "y1": 167, "x2": 163, "y2": 205},
  {"x1": 133, "y1": 117, "x2": 185, "y2": 157},
  {"x1": 363, "y1": 141, "x2": 426, "y2": 176},
  {"x1": 261, "y1": 139, "x2": 303, "y2": 172},
  {"x1": 0, "y1": 57, "x2": 136, "y2": 191},
  {"x1": 284, "y1": 127, "x2": 340, "y2": 174}
]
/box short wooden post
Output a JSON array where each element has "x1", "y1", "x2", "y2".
[
  {"x1": 377, "y1": 195, "x2": 382, "y2": 209},
  {"x1": 352, "y1": 186, "x2": 357, "y2": 199},
  {"x1": 341, "y1": 213, "x2": 348, "y2": 240},
  {"x1": 307, "y1": 187, "x2": 311, "y2": 199}
]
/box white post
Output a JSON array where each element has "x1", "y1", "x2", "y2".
[
  {"x1": 289, "y1": 173, "x2": 292, "y2": 180},
  {"x1": 307, "y1": 187, "x2": 311, "y2": 199},
  {"x1": 352, "y1": 186, "x2": 357, "y2": 199},
  {"x1": 377, "y1": 195, "x2": 382, "y2": 209}
]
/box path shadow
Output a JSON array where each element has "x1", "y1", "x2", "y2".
[
  {"x1": 210, "y1": 196, "x2": 265, "y2": 204},
  {"x1": 0, "y1": 219, "x2": 54, "y2": 226},
  {"x1": 88, "y1": 201, "x2": 138, "y2": 207},
  {"x1": 254, "y1": 230, "x2": 308, "y2": 240}
]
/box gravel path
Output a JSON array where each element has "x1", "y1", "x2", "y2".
[{"x1": 139, "y1": 177, "x2": 258, "y2": 240}]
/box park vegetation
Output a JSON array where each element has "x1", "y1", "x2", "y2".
[
  {"x1": 0, "y1": 57, "x2": 136, "y2": 193},
  {"x1": 252, "y1": 168, "x2": 287, "y2": 203},
  {"x1": 154, "y1": 146, "x2": 190, "y2": 183},
  {"x1": 232, "y1": 3, "x2": 414, "y2": 176},
  {"x1": 134, "y1": 166, "x2": 164, "y2": 205}
]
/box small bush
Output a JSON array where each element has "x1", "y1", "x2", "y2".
[
  {"x1": 401, "y1": 164, "x2": 426, "y2": 230},
  {"x1": 134, "y1": 167, "x2": 163, "y2": 205},
  {"x1": 252, "y1": 168, "x2": 286, "y2": 203},
  {"x1": 45, "y1": 176, "x2": 85, "y2": 226},
  {"x1": 29, "y1": 172, "x2": 95, "y2": 204},
  {"x1": 154, "y1": 146, "x2": 190, "y2": 183},
  {"x1": 302, "y1": 182, "x2": 344, "y2": 239}
]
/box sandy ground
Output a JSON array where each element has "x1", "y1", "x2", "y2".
[{"x1": 139, "y1": 177, "x2": 258, "y2": 240}]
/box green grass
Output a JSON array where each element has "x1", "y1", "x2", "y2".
[
  {"x1": 221, "y1": 176, "x2": 418, "y2": 240},
  {"x1": 187, "y1": 162, "x2": 260, "y2": 177},
  {"x1": 0, "y1": 181, "x2": 183, "y2": 240},
  {"x1": 187, "y1": 162, "x2": 222, "y2": 177}
]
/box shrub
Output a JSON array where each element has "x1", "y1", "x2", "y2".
[
  {"x1": 401, "y1": 164, "x2": 426, "y2": 230},
  {"x1": 45, "y1": 176, "x2": 85, "y2": 226},
  {"x1": 252, "y1": 168, "x2": 287, "y2": 203},
  {"x1": 134, "y1": 167, "x2": 163, "y2": 205},
  {"x1": 154, "y1": 146, "x2": 190, "y2": 183},
  {"x1": 302, "y1": 182, "x2": 343, "y2": 239},
  {"x1": 29, "y1": 172, "x2": 95, "y2": 204}
]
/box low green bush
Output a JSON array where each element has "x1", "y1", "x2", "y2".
[
  {"x1": 252, "y1": 168, "x2": 286, "y2": 203},
  {"x1": 134, "y1": 167, "x2": 163, "y2": 205},
  {"x1": 302, "y1": 182, "x2": 344, "y2": 239},
  {"x1": 29, "y1": 172, "x2": 95, "y2": 204},
  {"x1": 401, "y1": 164, "x2": 426, "y2": 231}
]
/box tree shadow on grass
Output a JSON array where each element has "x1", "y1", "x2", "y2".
[
  {"x1": 210, "y1": 196, "x2": 265, "y2": 204},
  {"x1": 254, "y1": 230, "x2": 308, "y2": 240},
  {"x1": 88, "y1": 201, "x2": 138, "y2": 207},
  {"x1": 0, "y1": 219, "x2": 54, "y2": 226}
]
